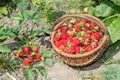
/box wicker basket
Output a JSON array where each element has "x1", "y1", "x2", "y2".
[{"x1": 50, "y1": 14, "x2": 110, "y2": 67}]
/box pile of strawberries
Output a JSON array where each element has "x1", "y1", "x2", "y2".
[
  {"x1": 14, "y1": 46, "x2": 42, "y2": 67},
  {"x1": 53, "y1": 18, "x2": 103, "y2": 54}
]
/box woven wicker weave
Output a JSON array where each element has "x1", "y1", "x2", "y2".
[{"x1": 50, "y1": 14, "x2": 110, "y2": 67}]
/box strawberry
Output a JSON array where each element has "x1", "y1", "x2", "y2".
[
  {"x1": 28, "y1": 56, "x2": 34, "y2": 63},
  {"x1": 73, "y1": 20, "x2": 79, "y2": 25},
  {"x1": 59, "y1": 39, "x2": 67, "y2": 46},
  {"x1": 74, "y1": 46, "x2": 80, "y2": 53},
  {"x1": 36, "y1": 55, "x2": 41, "y2": 61},
  {"x1": 71, "y1": 38, "x2": 80, "y2": 46},
  {"x1": 59, "y1": 45, "x2": 65, "y2": 50},
  {"x1": 33, "y1": 47, "x2": 39, "y2": 53},
  {"x1": 56, "y1": 25, "x2": 62, "y2": 30},
  {"x1": 53, "y1": 33, "x2": 60, "y2": 41},
  {"x1": 61, "y1": 26, "x2": 68, "y2": 33},
  {"x1": 92, "y1": 42, "x2": 98, "y2": 48},
  {"x1": 76, "y1": 27, "x2": 81, "y2": 32},
  {"x1": 19, "y1": 52, "x2": 24, "y2": 59},
  {"x1": 13, "y1": 51, "x2": 19, "y2": 56},
  {"x1": 86, "y1": 31, "x2": 92, "y2": 35},
  {"x1": 60, "y1": 32, "x2": 68, "y2": 39},
  {"x1": 54, "y1": 41, "x2": 60, "y2": 48},
  {"x1": 23, "y1": 59, "x2": 29, "y2": 66},
  {"x1": 69, "y1": 27, "x2": 74, "y2": 31},
  {"x1": 82, "y1": 19, "x2": 90, "y2": 24},
  {"x1": 90, "y1": 23, "x2": 96, "y2": 29},
  {"x1": 23, "y1": 46, "x2": 31, "y2": 55},
  {"x1": 67, "y1": 46, "x2": 75, "y2": 54},
  {"x1": 92, "y1": 32, "x2": 101, "y2": 40},
  {"x1": 83, "y1": 35, "x2": 91, "y2": 45},
  {"x1": 86, "y1": 45, "x2": 92, "y2": 52}
]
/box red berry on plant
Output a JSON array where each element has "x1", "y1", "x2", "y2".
[
  {"x1": 28, "y1": 56, "x2": 34, "y2": 63},
  {"x1": 23, "y1": 46, "x2": 31, "y2": 55},
  {"x1": 19, "y1": 52, "x2": 24, "y2": 58},
  {"x1": 36, "y1": 55, "x2": 41, "y2": 61},
  {"x1": 23, "y1": 59, "x2": 29, "y2": 66},
  {"x1": 33, "y1": 47, "x2": 39, "y2": 53},
  {"x1": 13, "y1": 51, "x2": 19, "y2": 56}
]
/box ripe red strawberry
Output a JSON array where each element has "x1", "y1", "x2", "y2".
[
  {"x1": 82, "y1": 19, "x2": 90, "y2": 24},
  {"x1": 61, "y1": 26, "x2": 68, "y2": 33},
  {"x1": 86, "y1": 31, "x2": 92, "y2": 35},
  {"x1": 60, "y1": 33, "x2": 68, "y2": 39},
  {"x1": 54, "y1": 41, "x2": 60, "y2": 48},
  {"x1": 73, "y1": 21, "x2": 79, "y2": 25},
  {"x1": 23, "y1": 46, "x2": 31, "y2": 55},
  {"x1": 76, "y1": 27, "x2": 81, "y2": 32},
  {"x1": 92, "y1": 42, "x2": 98, "y2": 48},
  {"x1": 92, "y1": 32, "x2": 101, "y2": 40},
  {"x1": 67, "y1": 46, "x2": 75, "y2": 54},
  {"x1": 74, "y1": 46, "x2": 80, "y2": 53},
  {"x1": 36, "y1": 55, "x2": 41, "y2": 61},
  {"x1": 67, "y1": 36, "x2": 73, "y2": 42},
  {"x1": 19, "y1": 52, "x2": 24, "y2": 58},
  {"x1": 23, "y1": 59, "x2": 29, "y2": 66},
  {"x1": 85, "y1": 27, "x2": 89, "y2": 31},
  {"x1": 56, "y1": 25, "x2": 62, "y2": 30},
  {"x1": 71, "y1": 38, "x2": 80, "y2": 46},
  {"x1": 33, "y1": 47, "x2": 39, "y2": 53},
  {"x1": 69, "y1": 27, "x2": 74, "y2": 31},
  {"x1": 28, "y1": 56, "x2": 34, "y2": 63},
  {"x1": 53, "y1": 33, "x2": 60, "y2": 41},
  {"x1": 86, "y1": 45, "x2": 92, "y2": 52},
  {"x1": 59, "y1": 39, "x2": 67, "y2": 46},
  {"x1": 90, "y1": 23, "x2": 96, "y2": 29}
]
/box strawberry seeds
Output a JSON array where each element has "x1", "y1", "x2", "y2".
[{"x1": 53, "y1": 18, "x2": 103, "y2": 54}]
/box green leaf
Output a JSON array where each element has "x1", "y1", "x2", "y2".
[
  {"x1": 0, "y1": 36, "x2": 8, "y2": 40},
  {"x1": 23, "y1": 68, "x2": 35, "y2": 80},
  {"x1": 111, "y1": 0, "x2": 120, "y2": 6},
  {"x1": 17, "y1": 0, "x2": 28, "y2": 10},
  {"x1": 0, "y1": 45, "x2": 11, "y2": 53},
  {"x1": 44, "y1": 57, "x2": 53, "y2": 67},
  {"x1": 35, "y1": 66, "x2": 47, "y2": 76},
  {"x1": 41, "y1": 50, "x2": 53, "y2": 58},
  {"x1": 32, "y1": 13, "x2": 41, "y2": 23},
  {"x1": 11, "y1": 14, "x2": 23, "y2": 20},
  {"x1": 0, "y1": 6, "x2": 8, "y2": 15},
  {"x1": 103, "y1": 14, "x2": 120, "y2": 43},
  {"x1": 95, "y1": 3, "x2": 113, "y2": 17},
  {"x1": 95, "y1": 0, "x2": 120, "y2": 17}
]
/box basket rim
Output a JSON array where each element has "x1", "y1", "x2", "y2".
[{"x1": 50, "y1": 14, "x2": 109, "y2": 58}]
